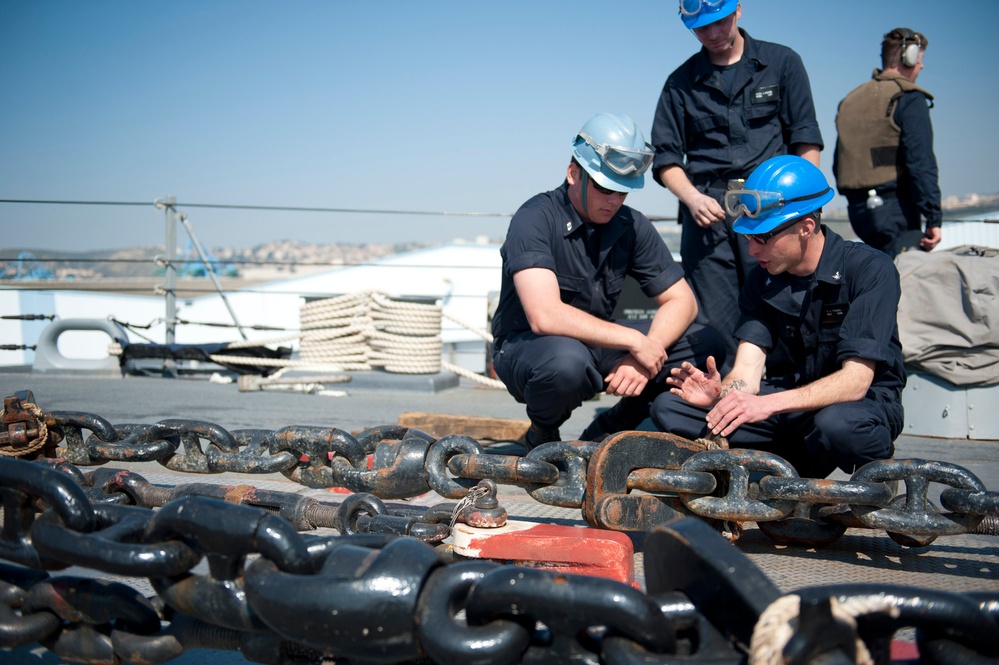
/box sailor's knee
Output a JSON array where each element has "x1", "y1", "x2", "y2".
[{"x1": 813, "y1": 403, "x2": 894, "y2": 465}]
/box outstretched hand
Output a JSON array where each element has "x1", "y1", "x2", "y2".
[{"x1": 666, "y1": 356, "x2": 722, "y2": 407}]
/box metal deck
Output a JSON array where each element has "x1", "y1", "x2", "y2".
[{"x1": 2, "y1": 368, "x2": 997, "y2": 663}]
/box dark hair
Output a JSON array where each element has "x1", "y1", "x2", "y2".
[{"x1": 881, "y1": 28, "x2": 928, "y2": 68}]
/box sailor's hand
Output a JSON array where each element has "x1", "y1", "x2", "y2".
[
  {"x1": 630, "y1": 334, "x2": 667, "y2": 377},
  {"x1": 920, "y1": 226, "x2": 942, "y2": 251},
  {"x1": 666, "y1": 356, "x2": 721, "y2": 407},
  {"x1": 687, "y1": 193, "x2": 726, "y2": 228},
  {"x1": 605, "y1": 357, "x2": 651, "y2": 397},
  {"x1": 706, "y1": 391, "x2": 773, "y2": 437}
]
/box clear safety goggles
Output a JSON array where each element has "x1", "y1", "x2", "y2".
[
  {"x1": 724, "y1": 187, "x2": 832, "y2": 218},
  {"x1": 577, "y1": 130, "x2": 654, "y2": 177},
  {"x1": 679, "y1": 0, "x2": 726, "y2": 17}
]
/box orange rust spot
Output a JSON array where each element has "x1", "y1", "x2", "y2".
[{"x1": 223, "y1": 485, "x2": 257, "y2": 503}]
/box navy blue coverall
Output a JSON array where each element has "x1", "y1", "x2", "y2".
[
  {"x1": 651, "y1": 29, "x2": 823, "y2": 359},
  {"x1": 651, "y1": 228, "x2": 905, "y2": 478},
  {"x1": 491, "y1": 182, "x2": 723, "y2": 432}
]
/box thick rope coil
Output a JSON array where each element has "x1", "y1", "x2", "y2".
[
  {"x1": 110, "y1": 290, "x2": 509, "y2": 388},
  {"x1": 365, "y1": 296, "x2": 444, "y2": 373},
  {"x1": 225, "y1": 334, "x2": 299, "y2": 348},
  {"x1": 0, "y1": 401, "x2": 49, "y2": 457},
  {"x1": 299, "y1": 298, "x2": 372, "y2": 369},
  {"x1": 301, "y1": 314, "x2": 368, "y2": 330},
  {"x1": 749, "y1": 594, "x2": 901, "y2": 665}
]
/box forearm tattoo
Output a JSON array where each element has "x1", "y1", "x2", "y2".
[{"x1": 720, "y1": 379, "x2": 747, "y2": 399}]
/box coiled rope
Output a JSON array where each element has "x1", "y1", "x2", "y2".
[
  {"x1": 0, "y1": 400, "x2": 49, "y2": 457},
  {"x1": 109, "y1": 290, "x2": 507, "y2": 388},
  {"x1": 749, "y1": 593, "x2": 902, "y2": 665}
]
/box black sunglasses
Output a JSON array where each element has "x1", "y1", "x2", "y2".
[
  {"x1": 746, "y1": 216, "x2": 804, "y2": 245},
  {"x1": 590, "y1": 179, "x2": 622, "y2": 196}
]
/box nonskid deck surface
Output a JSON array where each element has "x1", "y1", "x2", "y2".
[
  {"x1": 1, "y1": 369, "x2": 997, "y2": 664},
  {"x1": 4, "y1": 368, "x2": 996, "y2": 591}
]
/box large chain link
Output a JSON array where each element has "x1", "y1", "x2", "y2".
[
  {"x1": 3, "y1": 390, "x2": 998, "y2": 547},
  {"x1": 2, "y1": 458, "x2": 997, "y2": 665}
]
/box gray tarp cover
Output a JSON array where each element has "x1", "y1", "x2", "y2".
[{"x1": 895, "y1": 245, "x2": 999, "y2": 386}]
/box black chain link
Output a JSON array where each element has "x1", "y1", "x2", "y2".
[
  {"x1": 2, "y1": 389, "x2": 997, "y2": 547},
  {"x1": 2, "y1": 459, "x2": 996, "y2": 665}
]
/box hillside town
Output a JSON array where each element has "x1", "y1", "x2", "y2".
[
  {"x1": 2, "y1": 192, "x2": 997, "y2": 284},
  {"x1": 0, "y1": 239, "x2": 435, "y2": 283}
]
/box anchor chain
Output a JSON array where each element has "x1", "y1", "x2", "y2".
[
  {"x1": 1, "y1": 459, "x2": 997, "y2": 665},
  {"x1": 2, "y1": 389, "x2": 998, "y2": 547}
]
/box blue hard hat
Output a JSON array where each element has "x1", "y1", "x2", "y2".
[
  {"x1": 679, "y1": 0, "x2": 738, "y2": 29},
  {"x1": 728, "y1": 156, "x2": 834, "y2": 234},
  {"x1": 572, "y1": 112, "x2": 654, "y2": 193}
]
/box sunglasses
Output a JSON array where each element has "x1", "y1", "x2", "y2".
[
  {"x1": 590, "y1": 179, "x2": 623, "y2": 196},
  {"x1": 746, "y1": 216, "x2": 804, "y2": 245}
]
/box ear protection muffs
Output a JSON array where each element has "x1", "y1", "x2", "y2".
[{"x1": 896, "y1": 28, "x2": 922, "y2": 68}]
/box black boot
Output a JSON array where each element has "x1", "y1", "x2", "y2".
[
  {"x1": 579, "y1": 395, "x2": 651, "y2": 442},
  {"x1": 523, "y1": 423, "x2": 561, "y2": 452}
]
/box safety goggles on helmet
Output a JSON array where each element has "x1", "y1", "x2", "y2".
[
  {"x1": 679, "y1": 0, "x2": 727, "y2": 17},
  {"x1": 576, "y1": 130, "x2": 654, "y2": 177},
  {"x1": 724, "y1": 186, "x2": 833, "y2": 219}
]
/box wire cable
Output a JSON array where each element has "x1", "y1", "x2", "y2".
[{"x1": 0, "y1": 198, "x2": 514, "y2": 218}]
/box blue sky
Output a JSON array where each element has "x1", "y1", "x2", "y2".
[{"x1": 2, "y1": 1, "x2": 997, "y2": 252}]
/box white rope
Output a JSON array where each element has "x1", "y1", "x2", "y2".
[
  {"x1": 749, "y1": 594, "x2": 901, "y2": 665},
  {"x1": 442, "y1": 360, "x2": 507, "y2": 389},
  {"x1": 225, "y1": 333, "x2": 300, "y2": 348},
  {"x1": 299, "y1": 296, "x2": 372, "y2": 369},
  {"x1": 111, "y1": 290, "x2": 508, "y2": 389},
  {"x1": 207, "y1": 355, "x2": 370, "y2": 371},
  {"x1": 442, "y1": 310, "x2": 494, "y2": 343}
]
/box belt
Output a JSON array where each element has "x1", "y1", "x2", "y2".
[{"x1": 702, "y1": 177, "x2": 747, "y2": 192}]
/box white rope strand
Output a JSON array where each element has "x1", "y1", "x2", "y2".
[{"x1": 749, "y1": 594, "x2": 901, "y2": 665}]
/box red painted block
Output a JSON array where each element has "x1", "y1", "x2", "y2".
[
  {"x1": 891, "y1": 640, "x2": 919, "y2": 661},
  {"x1": 325, "y1": 453, "x2": 376, "y2": 494},
  {"x1": 451, "y1": 519, "x2": 637, "y2": 587}
]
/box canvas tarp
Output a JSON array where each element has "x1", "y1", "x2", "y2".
[{"x1": 895, "y1": 244, "x2": 999, "y2": 386}]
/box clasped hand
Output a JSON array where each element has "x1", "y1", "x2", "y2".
[{"x1": 605, "y1": 334, "x2": 667, "y2": 397}]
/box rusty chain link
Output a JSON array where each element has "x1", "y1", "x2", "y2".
[
  {"x1": 2, "y1": 390, "x2": 997, "y2": 547},
  {"x1": 2, "y1": 457, "x2": 997, "y2": 665},
  {"x1": 0, "y1": 386, "x2": 999, "y2": 544}
]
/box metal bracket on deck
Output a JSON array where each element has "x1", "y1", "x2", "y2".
[{"x1": 31, "y1": 318, "x2": 130, "y2": 376}]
